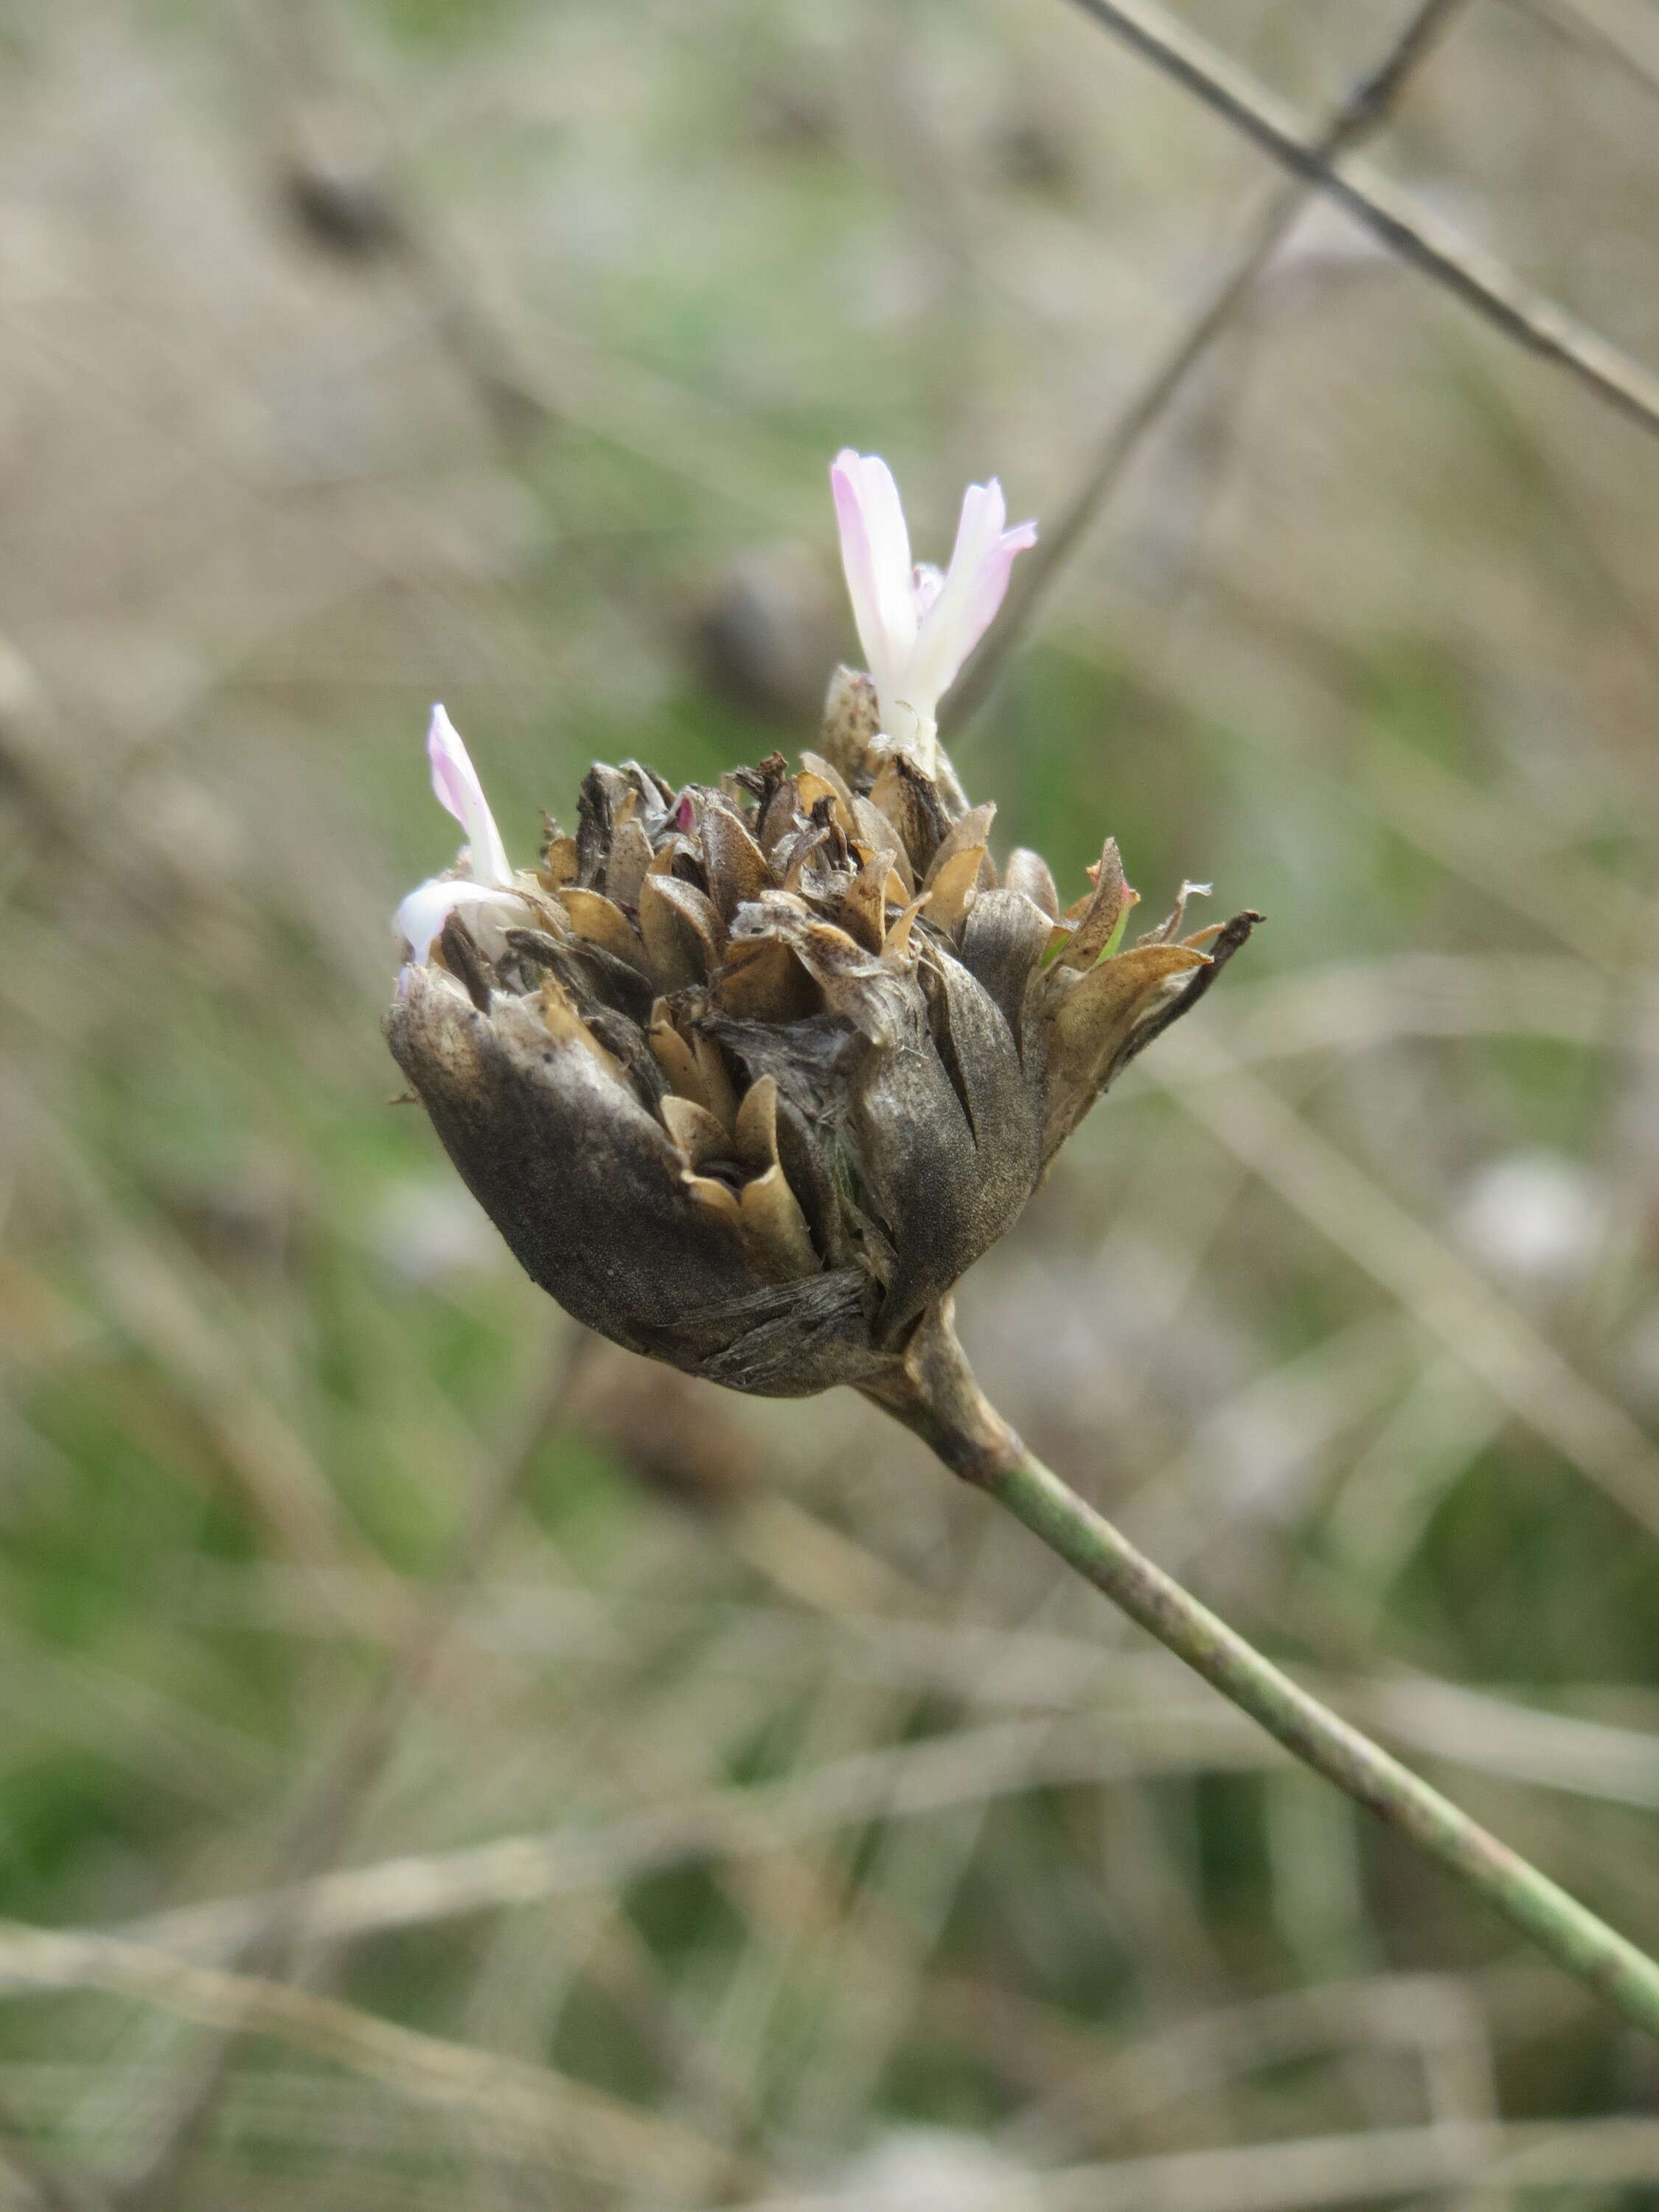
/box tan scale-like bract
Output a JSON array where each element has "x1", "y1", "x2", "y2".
[{"x1": 387, "y1": 681, "x2": 1257, "y2": 1399}]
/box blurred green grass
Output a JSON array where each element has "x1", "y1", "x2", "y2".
[{"x1": 6, "y1": 0, "x2": 1659, "y2": 2202}]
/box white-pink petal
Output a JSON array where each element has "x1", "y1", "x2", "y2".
[
  {"x1": 911, "y1": 562, "x2": 945, "y2": 620},
  {"x1": 427, "y1": 703, "x2": 512, "y2": 888},
  {"x1": 830, "y1": 450, "x2": 918, "y2": 700},
  {"x1": 907, "y1": 479, "x2": 1034, "y2": 720},
  {"x1": 393, "y1": 877, "x2": 524, "y2": 967},
  {"x1": 965, "y1": 517, "x2": 1038, "y2": 653},
  {"x1": 830, "y1": 455, "x2": 1037, "y2": 748}
]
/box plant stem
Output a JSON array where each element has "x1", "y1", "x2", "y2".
[{"x1": 864, "y1": 1306, "x2": 1659, "y2": 2044}]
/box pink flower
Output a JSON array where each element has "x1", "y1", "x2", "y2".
[
  {"x1": 830, "y1": 451, "x2": 1036, "y2": 759},
  {"x1": 394, "y1": 705, "x2": 525, "y2": 964}
]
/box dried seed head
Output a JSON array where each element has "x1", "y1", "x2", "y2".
[{"x1": 388, "y1": 458, "x2": 1256, "y2": 1401}]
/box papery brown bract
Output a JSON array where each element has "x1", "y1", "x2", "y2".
[{"x1": 387, "y1": 697, "x2": 1256, "y2": 1401}]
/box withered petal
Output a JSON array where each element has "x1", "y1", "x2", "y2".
[
  {"x1": 837, "y1": 849, "x2": 891, "y2": 954},
  {"x1": 1004, "y1": 847, "x2": 1059, "y2": 920},
  {"x1": 849, "y1": 795, "x2": 911, "y2": 894},
  {"x1": 757, "y1": 775, "x2": 801, "y2": 859},
  {"x1": 1041, "y1": 941, "x2": 1210, "y2": 1161},
  {"x1": 922, "y1": 844, "x2": 986, "y2": 941},
  {"x1": 437, "y1": 914, "x2": 493, "y2": 1012},
  {"x1": 923, "y1": 944, "x2": 1042, "y2": 1230},
  {"x1": 794, "y1": 771, "x2": 855, "y2": 843},
  {"x1": 869, "y1": 754, "x2": 950, "y2": 877},
  {"x1": 959, "y1": 886, "x2": 1052, "y2": 1054},
  {"x1": 557, "y1": 888, "x2": 652, "y2": 976},
  {"x1": 921, "y1": 804, "x2": 996, "y2": 892},
  {"x1": 717, "y1": 934, "x2": 820, "y2": 1023},
  {"x1": 1055, "y1": 837, "x2": 1133, "y2": 972},
  {"x1": 798, "y1": 751, "x2": 859, "y2": 825},
  {"x1": 639, "y1": 872, "x2": 724, "y2": 991},
  {"x1": 702, "y1": 796, "x2": 774, "y2": 924},
  {"x1": 575, "y1": 764, "x2": 630, "y2": 888},
  {"x1": 779, "y1": 822, "x2": 834, "y2": 893},
  {"x1": 605, "y1": 816, "x2": 655, "y2": 911},
  {"x1": 732, "y1": 1076, "x2": 820, "y2": 1282},
  {"x1": 538, "y1": 831, "x2": 578, "y2": 890}
]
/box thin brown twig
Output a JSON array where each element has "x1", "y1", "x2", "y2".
[
  {"x1": 1058, "y1": 0, "x2": 1659, "y2": 434},
  {"x1": 24, "y1": 1660, "x2": 1649, "y2": 1978},
  {"x1": 953, "y1": 0, "x2": 1468, "y2": 726},
  {"x1": 1142, "y1": 1026, "x2": 1659, "y2": 1544},
  {"x1": 998, "y1": 1970, "x2": 1498, "y2": 2160},
  {"x1": 1055, "y1": 600, "x2": 1654, "y2": 964},
  {"x1": 0, "y1": 1923, "x2": 740, "y2": 2196}
]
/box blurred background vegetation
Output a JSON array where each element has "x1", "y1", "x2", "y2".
[{"x1": 5, "y1": 0, "x2": 1659, "y2": 2202}]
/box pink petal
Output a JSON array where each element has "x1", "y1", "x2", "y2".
[
  {"x1": 393, "y1": 877, "x2": 523, "y2": 967},
  {"x1": 426, "y1": 704, "x2": 512, "y2": 888},
  {"x1": 967, "y1": 518, "x2": 1039, "y2": 648},
  {"x1": 830, "y1": 450, "x2": 918, "y2": 701},
  {"x1": 906, "y1": 479, "x2": 1034, "y2": 719}
]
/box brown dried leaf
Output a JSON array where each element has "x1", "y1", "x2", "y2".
[
  {"x1": 717, "y1": 935, "x2": 818, "y2": 1021},
  {"x1": 538, "y1": 975, "x2": 625, "y2": 1082},
  {"x1": 661, "y1": 1093, "x2": 733, "y2": 1169},
  {"x1": 703, "y1": 797, "x2": 774, "y2": 924},
  {"x1": 648, "y1": 1001, "x2": 721, "y2": 1121},
  {"x1": 1042, "y1": 942, "x2": 1209, "y2": 1158},
  {"x1": 732, "y1": 1076, "x2": 818, "y2": 1281},
  {"x1": 850, "y1": 795, "x2": 911, "y2": 892},
  {"x1": 960, "y1": 887, "x2": 1052, "y2": 1051},
  {"x1": 639, "y1": 873, "x2": 723, "y2": 991},
  {"x1": 869, "y1": 754, "x2": 950, "y2": 877},
  {"x1": 538, "y1": 831, "x2": 579, "y2": 890},
  {"x1": 798, "y1": 749, "x2": 859, "y2": 821},
  {"x1": 1055, "y1": 838, "x2": 1133, "y2": 972},
  {"x1": 921, "y1": 804, "x2": 996, "y2": 891},
  {"x1": 605, "y1": 816, "x2": 655, "y2": 911},
  {"x1": 557, "y1": 888, "x2": 651, "y2": 975},
  {"x1": 1004, "y1": 846, "x2": 1059, "y2": 919},
  {"x1": 922, "y1": 845, "x2": 986, "y2": 942},
  {"x1": 838, "y1": 850, "x2": 891, "y2": 954},
  {"x1": 691, "y1": 1031, "x2": 740, "y2": 1132}
]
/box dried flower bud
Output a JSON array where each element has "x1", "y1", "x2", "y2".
[
  {"x1": 389, "y1": 734, "x2": 1254, "y2": 1401},
  {"x1": 388, "y1": 456, "x2": 1256, "y2": 1405}
]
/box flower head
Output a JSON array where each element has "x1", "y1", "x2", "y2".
[
  {"x1": 386, "y1": 456, "x2": 1255, "y2": 1405},
  {"x1": 830, "y1": 451, "x2": 1036, "y2": 767}
]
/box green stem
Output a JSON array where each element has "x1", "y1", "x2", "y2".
[{"x1": 865, "y1": 1305, "x2": 1659, "y2": 2044}]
